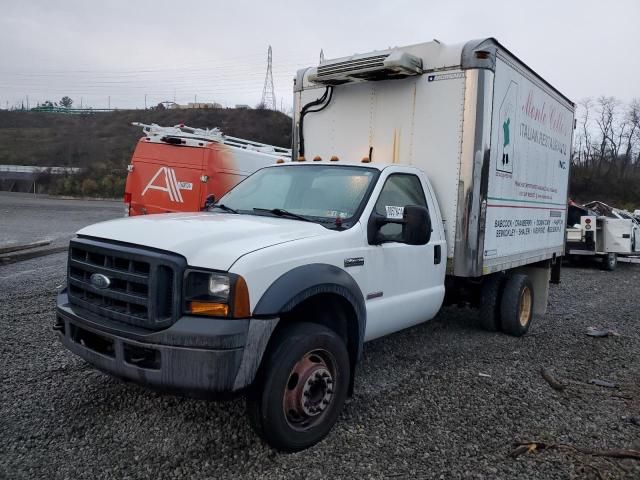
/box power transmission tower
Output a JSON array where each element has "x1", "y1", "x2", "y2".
[{"x1": 261, "y1": 45, "x2": 276, "y2": 110}]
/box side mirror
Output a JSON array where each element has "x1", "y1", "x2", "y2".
[
  {"x1": 203, "y1": 194, "x2": 216, "y2": 210},
  {"x1": 367, "y1": 205, "x2": 431, "y2": 245},
  {"x1": 403, "y1": 205, "x2": 431, "y2": 245}
]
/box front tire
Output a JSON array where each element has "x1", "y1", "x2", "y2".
[
  {"x1": 246, "y1": 322, "x2": 350, "y2": 451},
  {"x1": 500, "y1": 274, "x2": 534, "y2": 337}
]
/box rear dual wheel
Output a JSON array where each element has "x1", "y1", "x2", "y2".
[
  {"x1": 478, "y1": 274, "x2": 505, "y2": 331},
  {"x1": 246, "y1": 322, "x2": 350, "y2": 452},
  {"x1": 479, "y1": 273, "x2": 534, "y2": 337},
  {"x1": 499, "y1": 274, "x2": 534, "y2": 336}
]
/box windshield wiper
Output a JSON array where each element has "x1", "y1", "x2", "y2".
[
  {"x1": 210, "y1": 203, "x2": 238, "y2": 214},
  {"x1": 253, "y1": 208, "x2": 314, "y2": 223}
]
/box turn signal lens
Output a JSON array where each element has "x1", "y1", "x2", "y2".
[
  {"x1": 233, "y1": 276, "x2": 251, "y2": 318},
  {"x1": 188, "y1": 301, "x2": 229, "y2": 317}
]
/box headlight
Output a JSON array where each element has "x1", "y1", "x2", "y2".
[
  {"x1": 208, "y1": 274, "x2": 231, "y2": 299},
  {"x1": 184, "y1": 270, "x2": 250, "y2": 318}
]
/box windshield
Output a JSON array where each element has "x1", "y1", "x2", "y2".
[{"x1": 217, "y1": 165, "x2": 379, "y2": 227}]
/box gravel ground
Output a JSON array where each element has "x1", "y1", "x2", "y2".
[{"x1": 1, "y1": 253, "x2": 639, "y2": 480}]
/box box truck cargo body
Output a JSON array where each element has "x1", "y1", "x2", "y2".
[{"x1": 294, "y1": 37, "x2": 574, "y2": 278}]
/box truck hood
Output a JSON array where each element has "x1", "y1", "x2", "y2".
[{"x1": 77, "y1": 212, "x2": 330, "y2": 270}]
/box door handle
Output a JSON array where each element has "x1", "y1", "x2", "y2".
[{"x1": 434, "y1": 245, "x2": 441, "y2": 264}]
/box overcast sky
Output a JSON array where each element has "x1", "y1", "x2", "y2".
[{"x1": 1, "y1": 0, "x2": 638, "y2": 110}]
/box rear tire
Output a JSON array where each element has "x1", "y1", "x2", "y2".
[
  {"x1": 499, "y1": 274, "x2": 534, "y2": 337},
  {"x1": 246, "y1": 322, "x2": 350, "y2": 451},
  {"x1": 602, "y1": 252, "x2": 617, "y2": 271},
  {"x1": 478, "y1": 274, "x2": 505, "y2": 331}
]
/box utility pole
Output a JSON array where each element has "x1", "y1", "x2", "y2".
[
  {"x1": 26, "y1": 95, "x2": 29, "y2": 109},
  {"x1": 320, "y1": 49, "x2": 325, "y2": 63},
  {"x1": 144, "y1": 94, "x2": 147, "y2": 110},
  {"x1": 108, "y1": 96, "x2": 111, "y2": 109},
  {"x1": 261, "y1": 45, "x2": 276, "y2": 110},
  {"x1": 194, "y1": 94, "x2": 197, "y2": 106}
]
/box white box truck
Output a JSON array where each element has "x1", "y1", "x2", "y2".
[{"x1": 54, "y1": 38, "x2": 574, "y2": 451}]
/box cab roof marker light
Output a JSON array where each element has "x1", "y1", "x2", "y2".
[
  {"x1": 330, "y1": 155, "x2": 339, "y2": 162},
  {"x1": 276, "y1": 159, "x2": 285, "y2": 164},
  {"x1": 313, "y1": 156, "x2": 322, "y2": 162}
]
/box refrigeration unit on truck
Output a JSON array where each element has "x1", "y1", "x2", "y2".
[
  {"x1": 123, "y1": 123, "x2": 291, "y2": 216},
  {"x1": 566, "y1": 200, "x2": 640, "y2": 270},
  {"x1": 54, "y1": 38, "x2": 574, "y2": 451}
]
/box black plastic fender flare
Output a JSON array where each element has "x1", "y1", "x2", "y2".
[{"x1": 253, "y1": 263, "x2": 367, "y2": 360}]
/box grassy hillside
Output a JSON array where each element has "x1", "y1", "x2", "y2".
[
  {"x1": 0, "y1": 108, "x2": 292, "y2": 197},
  {"x1": 1, "y1": 107, "x2": 637, "y2": 208}
]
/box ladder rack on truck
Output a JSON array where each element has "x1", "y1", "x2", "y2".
[{"x1": 131, "y1": 123, "x2": 292, "y2": 157}]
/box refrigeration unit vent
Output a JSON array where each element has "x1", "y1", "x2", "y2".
[{"x1": 309, "y1": 49, "x2": 423, "y2": 85}]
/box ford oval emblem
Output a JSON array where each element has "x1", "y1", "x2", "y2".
[{"x1": 90, "y1": 273, "x2": 111, "y2": 289}]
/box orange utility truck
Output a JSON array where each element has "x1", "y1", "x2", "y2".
[{"x1": 124, "y1": 123, "x2": 291, "y2": 216}]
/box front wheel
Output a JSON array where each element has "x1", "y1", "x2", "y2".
[{"x1": 246, "y1": 322, "x2": 350, "y2": 451}]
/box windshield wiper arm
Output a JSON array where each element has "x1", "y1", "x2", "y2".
[
  {"x1": 253, "y1": 208, "x2": 313, "y2": 223},
  {"x1": 211, "y1": 203, "x2": 238, "y2": 213}
]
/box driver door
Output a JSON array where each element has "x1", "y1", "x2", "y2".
[{"x1": 363, "y1": 172, "x2": 445, "y2": 341}]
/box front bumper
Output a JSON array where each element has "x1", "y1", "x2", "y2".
[{"x1": 55, "y1": 292, "x2": 277, "y2": 395}]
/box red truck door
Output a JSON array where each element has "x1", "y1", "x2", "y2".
[{"x1": 126, "y1": 140, "x2": 204, "y2": 215}]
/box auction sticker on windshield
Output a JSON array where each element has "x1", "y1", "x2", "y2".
[{"x1": 385, "y1": 206, "x2": 404, "y2": 219}]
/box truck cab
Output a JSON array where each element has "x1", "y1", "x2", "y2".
[
  {"x1": 56, "y1": 161, "x2": 445, "y2": 451},
  {"x1": 124, "y1": 123, "x2": 291, "y2": 216}
]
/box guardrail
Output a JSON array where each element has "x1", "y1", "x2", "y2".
[{"x1": 0, "y1": 165, "x2": 82, "y2": 174}]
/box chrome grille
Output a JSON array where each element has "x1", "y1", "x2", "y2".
[{"x1": 67, "y1": 238, "x2": 184, "y2": 330}]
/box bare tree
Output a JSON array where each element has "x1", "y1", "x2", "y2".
[
  {"x1": 571, "y1": 97, "x2": 640, "y2": 206},
  {"x1": 621, "y1": 99, "x2": 640, "y2": 176}
]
